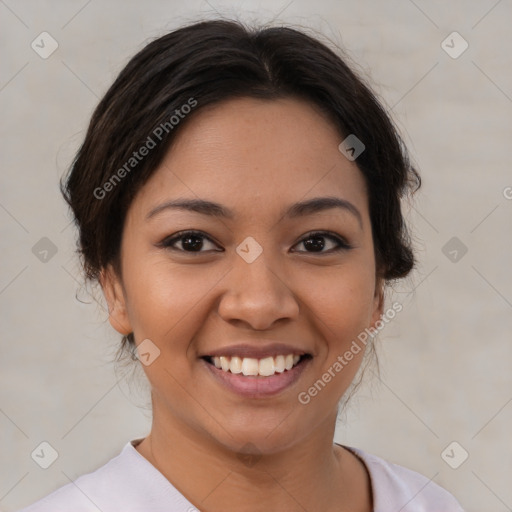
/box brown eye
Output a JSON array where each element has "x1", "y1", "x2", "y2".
[
  {"x1": 161, "y1": 230, "x2": 221, "y2": 253},
  {"x1": 293, "y1": 231, "x2": 351, "y2": 254}
]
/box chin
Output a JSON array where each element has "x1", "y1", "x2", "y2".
[{"x1": 200, "y1": 409, "x2": 315, "y2": 458}]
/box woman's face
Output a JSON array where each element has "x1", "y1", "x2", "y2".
[{"x1": 103, "y1": 96, "x2": 383, "y2": 454}]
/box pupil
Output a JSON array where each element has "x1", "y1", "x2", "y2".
[
  {"x1": 183, "y1": 235, "x2": 203, "y2": 251},
  {"x1": 304, "y1": 236, "x2": 324, "y2": 252}
]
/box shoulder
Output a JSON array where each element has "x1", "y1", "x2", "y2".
[
  {"x1": 16, "y1": 440, "x2": 193, "y2": 512},
  {"x1": 344, "y1": 445, "x2": 465, "y2": 512},
  {"x1": 16, "y1": 444, "x2": 132, "y2": 512}
]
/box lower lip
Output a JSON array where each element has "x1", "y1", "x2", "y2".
[{"x1": 202, "y1": 358, "x2": 311, "y2": 398}]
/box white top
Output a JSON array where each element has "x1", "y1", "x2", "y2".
[{"x1": 18, "y1": 439, "x2": 465, "y2": 512}]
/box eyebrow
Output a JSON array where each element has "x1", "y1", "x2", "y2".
[{"x1": 146, "y1": 196, "x2": 363, "y2": 229}]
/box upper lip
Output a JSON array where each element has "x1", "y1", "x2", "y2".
[{"x1": 202, "y1": 343, "x2": 311, "y2": 359}]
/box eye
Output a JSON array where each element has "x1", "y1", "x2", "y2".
[
  {"x1": 159, "y1": 230, "x2": 221, "y2": 253},
  {"x1": 159, "y1": 230, "x2": 351, "y2": 254},
  {"x1": 292, "y1": 231, "x2": 352, "y2": 254}
]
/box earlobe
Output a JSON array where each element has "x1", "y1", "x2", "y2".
[{"x1": 99, "y1": 265, "x2": 132, "y2": 336}]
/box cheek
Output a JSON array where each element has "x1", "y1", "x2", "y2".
[
  {"x1": 121, "y1": 254, "x2": 222, "y2": 347},
  {"x1": 120, "y1": 260, "x2": 204, "y2": 395},
  {"x1": 305, "y1": 262, "x2": 377, "y2": 340},
  {"x1": 301, "y1": 265, "x2": 377, "y2": 400}
]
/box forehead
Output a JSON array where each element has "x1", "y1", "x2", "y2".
[{"x1": 130, "y1": 97, "x2": 369, "y2": 223}]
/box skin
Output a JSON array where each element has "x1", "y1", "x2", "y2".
[{"x1": 101, "y1": 96, "x2": 384, "y2": 512}]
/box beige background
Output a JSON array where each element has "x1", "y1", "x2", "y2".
[{"x1": 1, "y1": 1, "x2": 511, "y2": 511}]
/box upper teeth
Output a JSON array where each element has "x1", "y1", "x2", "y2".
[{"x1": 212, "y1": 354, "x2": 301, "y2": 376}]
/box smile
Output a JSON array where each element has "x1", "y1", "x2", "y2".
[
  {"x1": 209, "y1": 354, "x2": 303, "y2": 377},
  {"x1": 202, "y1": 352, "x2": 313, "y2": 397}
]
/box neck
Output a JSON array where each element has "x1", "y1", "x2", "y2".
[{"x1": 135, "y1": 398, "x2": 372, "y2": 511}]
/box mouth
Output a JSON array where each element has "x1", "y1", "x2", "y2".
[
  {"x1": 203, "y1": 353, "x2": 311, "y2": 376},
  {"x1": 201, "y1": 353, "x2": 313, "y2": 397}
]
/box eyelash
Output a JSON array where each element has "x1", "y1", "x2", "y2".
[{"x1": 159, "y1": 230, "x2": 352, "y2": 254}]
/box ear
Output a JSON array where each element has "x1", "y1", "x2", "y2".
[
  {"x1": 369, "y1": 275, "x2": 385, "y2": 329},
  {"x1": 99, "y1": 265, "x2": 132, "y2": 336}
]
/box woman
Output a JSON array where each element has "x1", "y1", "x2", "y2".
[{"x1": 19, "y1": 18, "x2": 465, "y2": 512}]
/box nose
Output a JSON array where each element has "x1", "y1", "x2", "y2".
[{"x1": 217, "y1": 249, "x2": 300, "y2": 331}]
